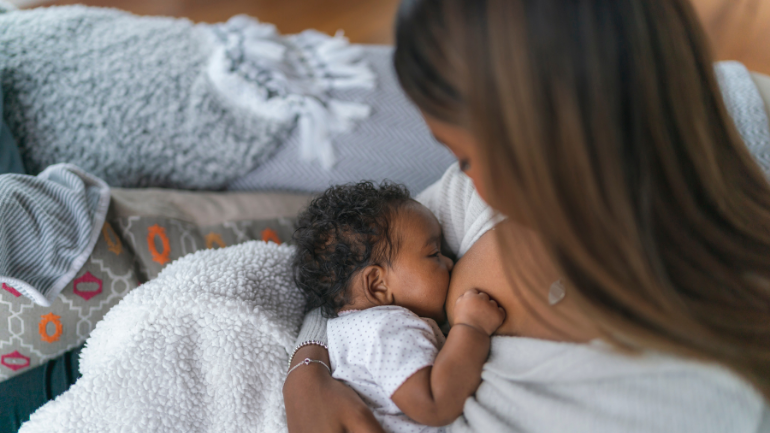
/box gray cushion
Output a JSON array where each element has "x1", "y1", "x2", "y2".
[
  {"x1": 750, "y1": 72, "x2": 770, "y2": 120},
  {"x1": 0, "y1": 188, "x2": 311, "y2": 383},
  {"x1": 0, "y1": 80, "x2": 24, "y2": 175},
  {"x1": 228, "y1": 46, "x2": 457, "y2": 194}
]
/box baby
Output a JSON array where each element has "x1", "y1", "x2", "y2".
[{"x1": 291, "y1": 181, "x2": 505, "y2": 432}]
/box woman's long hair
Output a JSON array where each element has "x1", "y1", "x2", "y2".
[{"x1": 395, "y1": 0, "x2": 770, "y2": 399}]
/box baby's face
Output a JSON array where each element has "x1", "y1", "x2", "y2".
[{"x1": 387, "y1": 202, "x2": 454, "y2": 323}]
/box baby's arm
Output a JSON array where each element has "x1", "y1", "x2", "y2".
[{"x1": 391, "y1": 290, "x2": 505, "y2": 426}]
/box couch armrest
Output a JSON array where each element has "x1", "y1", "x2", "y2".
[{"x1": 750, "y1": 71, "x2": 770, "y2": 121}]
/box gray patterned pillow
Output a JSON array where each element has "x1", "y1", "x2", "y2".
[{"x1": 0, "y1": 189, "x2": 311, "y2": 382}]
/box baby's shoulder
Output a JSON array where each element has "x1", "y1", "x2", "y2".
[
  {"x1": 331, "y1": 305, "x2": 420, "y2": 326},
  {"x1": 328, "y1": 306, "x2": 434, "y2": 337},
  {"x1": 328, "y1": 306, "x2": 443, "y2": 361}
]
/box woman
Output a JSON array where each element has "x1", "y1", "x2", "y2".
[{"x1": 283, "y1": 0, "x2": 770, "y2": 432}]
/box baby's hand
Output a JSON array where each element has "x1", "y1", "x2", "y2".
[{"x1": 453, "y1": 289, "x2": 506, "y2": 336}]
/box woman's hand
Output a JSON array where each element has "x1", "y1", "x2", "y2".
[{"x1": 283, "y1": 344, "x2": 386, "y2": 433}]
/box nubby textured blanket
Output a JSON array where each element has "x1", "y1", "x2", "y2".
[{"x1": 20, "y1": 241, "x2": 305, "y2": 433}]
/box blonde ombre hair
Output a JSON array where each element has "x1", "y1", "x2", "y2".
[{"x1": 395, "y1": 0, "x2": 770, "y2": 399}]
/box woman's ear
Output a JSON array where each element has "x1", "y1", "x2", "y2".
[{"x1": 361, "y1": 265, "x2": 393, "y2": 306}]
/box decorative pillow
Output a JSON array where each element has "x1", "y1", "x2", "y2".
[
  {"x1": 0, "y1": 221, "x2": 139, "y2": 383},
  {"x1": 0, "y1": 8, "x2": 373, "y2": 189},
  {"x1": 0, "y1": 188, "x2": 311, "y2": 383}
]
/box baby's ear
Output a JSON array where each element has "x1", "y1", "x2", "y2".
[{"x1": 361, "y1": 265, "x2": 394, "y2": 306}]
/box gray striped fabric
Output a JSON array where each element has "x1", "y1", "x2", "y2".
[
  {"x1": 0, "y1": 164, "x2": 110, "y2": 306},
  {"x1": 715, "y1": 61, "x2": 770, "y2": 175}
]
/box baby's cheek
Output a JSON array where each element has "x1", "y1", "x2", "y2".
[{"x1": 444, "y1": 285, "x2": 463, "y2": 326}]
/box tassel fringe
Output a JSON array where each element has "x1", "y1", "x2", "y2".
[{"x1": 202, "y1": 15, "x2": 376, "y2": 169}]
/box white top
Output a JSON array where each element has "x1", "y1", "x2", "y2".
[
  {"x1": 452, "y1": 337, "x2": 769, "y2": 433},
  {"x1": 328, "y1": 306, "x2": 447, "y2": 433},
  {"x1": 415, "y1": 163, "x2": 501, "y2": 258}
]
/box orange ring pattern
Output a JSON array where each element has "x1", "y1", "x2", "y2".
[
  {"x1": 39, "y1": 313, "x2": 63, "y2": 343},
  {"x1": 261, "y1": 228, "x2": 282, "y2": 245},
  {"x1": 102, "y1": 222, "x2": 123, "y2": 255},
  {"x1": 205, "y1": 232, "x2": 226, "y2": 249},
  {"x1": 147, "y1": 224, "x2": 171, "y2": 265}
]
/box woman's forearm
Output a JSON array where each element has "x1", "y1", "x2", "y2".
[
  {"x1": 284, "y1": 339, "x2": 385, "y2": 433},
  {"x1": 289, "y1": 344, "x2": 330, "y2": 370}
]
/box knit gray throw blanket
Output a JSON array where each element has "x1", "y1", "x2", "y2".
[{"x1": 0, "y1": 7, "x2": 373, "y2": 189}]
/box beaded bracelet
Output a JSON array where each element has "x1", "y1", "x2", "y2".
[
  {"x1": 285, "y1": 357, "x2": 331, "y2": 382},
  {"x1": 287, "y1": 340, "x2": 328, "y2": 372}
]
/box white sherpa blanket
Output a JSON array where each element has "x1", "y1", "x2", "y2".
[{"x1": 19, "y1": 241, "x2": 305, "y2": 433}]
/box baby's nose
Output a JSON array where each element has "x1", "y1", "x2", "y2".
[{"x1": 443, "y1": 255, "x2": 454, "y2": 271}]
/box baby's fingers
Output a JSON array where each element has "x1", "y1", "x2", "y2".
[
  {"x1": 489, "y1": 301, "x2": 504, "y2": 318},
  {"x1": 457, "y1": 288, "x2": 477, "y2": 299},
  {"x1": 456, "y1": 288, "x2": 481, "y2": 304},
  {"x1": 486, "y1": 299, "x2": 506, "y2": 322}
]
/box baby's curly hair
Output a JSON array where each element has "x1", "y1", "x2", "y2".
[{"x1": 292, "y1": 181, "x2": 412, "y2": 317}]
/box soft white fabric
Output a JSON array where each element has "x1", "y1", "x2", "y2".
[
  {"x1": 451, "y1": 337, "x2": 768, "y2": 433},
  {"x1": 294, "y1": 306, "x2": 329, "y2": 348},
  {"x1": 19, "y1": 241, "x2": 306, "y2": 433},
  {"x1": 328, "y1": 306, "x2": 446, "y2": 433},
  {"x1": 415, "y1": 163, "x2": 501, "y2": 258}
]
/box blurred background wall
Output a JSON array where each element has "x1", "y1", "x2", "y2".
[{"x1": 8, "y1": 0, "x2": 770, "y2": 74}]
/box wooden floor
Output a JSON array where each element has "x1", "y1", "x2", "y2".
[
  {"x1": 39, "y1": 0, "x2": 402, "y2": 45},
  {"x1": 694, "y1": 0, "x2": 770, "y2": 75},
  {"x1": 31, "y1": 0, "x2": 770, "y2": 75}
]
